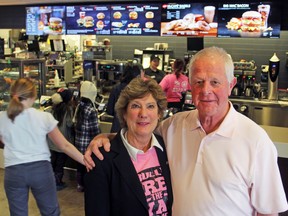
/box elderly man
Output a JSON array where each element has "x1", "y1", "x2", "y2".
[{"x1": 85, "y1": 47, "x2": 288, "y2": 216}]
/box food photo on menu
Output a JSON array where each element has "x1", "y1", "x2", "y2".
[
  {"x1": 110, "y1": 4, "x2": 161, "y2": 36},
  {"x1": 161, "y1": 3, "x2": 218, "y2": 37},
  {"x1": 26, "y1": 6, "x2": 66, "y2": 35},
  {"x1": 217, "y1": 2, "x2": 281, "y2": 38},
  {"x1": 65, "y1": 5, "x2": 110, "y2": 35}
]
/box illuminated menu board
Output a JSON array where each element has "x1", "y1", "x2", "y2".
[
  {"x1": 161, "y1": 3, "x2": 218, "y2": 37},
  {"x1": 66, "y1": 5, "x2": 111, "y2": 35},
  {"x1": 26, "y1": 6, "x2": 66, "y2": 35},
  {"x1": 217, "y1": 2, "x2": 281, "y2": 38},
  {"x1": 110, "y1": 4, "x2": 161, "y2": 36}
]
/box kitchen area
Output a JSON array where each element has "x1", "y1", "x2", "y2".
[{"x1": 0, "y1": 0, "x2": 288, "y2": 213}]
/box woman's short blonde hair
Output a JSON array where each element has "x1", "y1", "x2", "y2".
[{"x1": 115, "y1": 77, "x2": 167, "y2": 128}]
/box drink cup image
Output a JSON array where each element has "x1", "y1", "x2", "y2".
[
  {"x1": 204, "y1": 6, "x2": 215, "y2": 23},
  {"x1": 79, "y1": 11, "x2": 86, "y2": 19},
  {"x1": 258, "y1": 4, "x2": 270, "y2": 29}
]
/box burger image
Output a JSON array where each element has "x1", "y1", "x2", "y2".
[
  {"x1": 49, "y1": 17, "x2": 63, "y2": 33},
  {"x1": 145, "y1": 11, "x2": 154, "y2": 19},
  {"x1": 97, "y1": 12, "x2": 105, "y2": 19},
  {"x1": 113, "y1": 11, "x2": 122, "y2": 19},
  {"x1": 240, "y1": 11, "x2": 262, "y2": 32},
  {"x1": 129, "y1": 11, "x2": 138, "y2": 20},
  {"x1": 84, "y1": 16, "x2": 94, "y2": 28},
  {"x1": 145, "y1": 22, "x2": 154, "y2": 29}
]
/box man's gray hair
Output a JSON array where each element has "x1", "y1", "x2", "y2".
[{"x1": 189, "y1": 46, "x2": 235, "y2": 83}]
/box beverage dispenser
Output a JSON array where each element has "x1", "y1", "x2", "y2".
[
  {"x1": 95, "y1": 60, "x2": 127, "y2": 94},
  {"x1": 232, "y1": 60, "x2": 256, "y2": 98},
  {"x1": 267, "y1": 53, "x2": 280, "y2": 100},
  {"x1": 243, "y1": 70, "x2": 256, "y2": 98},
  {"x1": 96, "y1": 60, "x2": 126, "y2": 81},
  {"x1": 231, "y1": 70, "x2": 243, "y2": 96}
]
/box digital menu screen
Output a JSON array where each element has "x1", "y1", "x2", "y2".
[
  {"x1": 161, "y1": 3, "x2": 218, "y2": 37},
  {"x1": 217, "y1": 2, "x2": 281, "y2": 38},
  {"x1": 110, "y1": 4, "x2": 161, "y2": 36},
  {"x1": 66, "y1": 5, "x2": 111, "y2": 35},
  {"x1": 26, "y1": 6, "x2": 66, "y2": 35}
]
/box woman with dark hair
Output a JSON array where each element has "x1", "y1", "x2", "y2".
[
  {"x1": 106, "y1": 62, "x2": 144, "y2": 132},
  {"x1": 159, "y1": 58, "x2": 191, "y2": 110}
]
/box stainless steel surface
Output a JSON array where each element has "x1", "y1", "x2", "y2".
[
  {"x1": 96, "y1": 59, "x2": 126, "y2": 80},
  {"x1": 267, "y1": 54, "x2": 280, "y2": 100},
  {"x1": 230, "y1": 98, "x2": 288, "y2": 127},
  {"x1": 268, "y1": 78, "x2": 278, "y2": 100},
  {"x1": 230, "y1": 98, "x2": 284, "y2": 107},
  {"x1": 253, "y1": 106, "x2": 288, "y2": 127}
]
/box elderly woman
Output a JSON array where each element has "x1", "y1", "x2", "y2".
[{"x1": 84, "y1": 77, "x2": 173, "y2": 216}]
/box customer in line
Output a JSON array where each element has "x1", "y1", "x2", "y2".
[
  {"x1": 84, "y1": 46, "x2": 288, "y2": 216},
  {"x1": 73, "y1": 81, "x2": 101, "y2": 192},
  {"x1": 144, "y1": 55, "x2": 166, "y2": 84},
  {"x1": 106, "y1": 62, "x2": 144, "y2": 133},
  {"x1": 84, "y1": 77, "x2": 173, "y2": 216},
  {"x1": 159, "y1": 58, "x2": 191, "y2": 110},
  {"x1": 0, "y1": 78, "x2": 84, "y2": 216},
  {"x1": 47, "y1": 88, "x2": 75, "y2": 191}
]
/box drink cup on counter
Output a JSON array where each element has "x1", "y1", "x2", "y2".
[
  {"x1": 204, "y1": 6, "x2": 215, "y2": 23},
  {"x1": 79, "y1": 11, "x2": 86, "y2": 19},
  {"x1": 258, "y1": 4, "x2": 270, "y2": 30}
]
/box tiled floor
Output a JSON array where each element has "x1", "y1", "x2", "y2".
[{"x1": 0, "y1": 168, "x2": 84, "y2": 216}]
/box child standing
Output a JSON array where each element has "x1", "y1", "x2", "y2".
[
  {"x1": 74, "y1": 81, "x2": 101, "y2": 192},
  {"x1": 47, "y1": 88, "x2": 75, "y2": 191},
  {"x1": 0, "y1": 78, "x2": 84, "y2": 215}
]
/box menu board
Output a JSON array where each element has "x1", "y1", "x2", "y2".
[
  {"x1": 161, "y1": 3, "x2": 218, "y2": 37},
  {"x1": 217, "y1": 2, "x2": 281, "y2": 38},
  {"x1": 66, "y1": 5, "x2": 111, "y2": 35},
  {"x1": 110, "y1": 4, "x2": 161, "y2": 36},
  {"x1": 26, "y1": 6, "x2": 66, "y2": 35}
]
